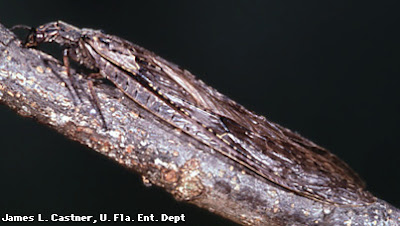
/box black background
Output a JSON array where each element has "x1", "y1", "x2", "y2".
[{"x1": 0, "y1": 1, "x2": 399, "y2": 225}]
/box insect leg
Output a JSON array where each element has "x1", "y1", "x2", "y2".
[
  {"x1": 87, "y1": 77, "x2": 108, "y2": 129},
  {"x1": 62, "y1": 48, "x2": 85, "y2": 104},
  {"x1": 63, "y1": 49, "x2": 107, "y2": 129}
]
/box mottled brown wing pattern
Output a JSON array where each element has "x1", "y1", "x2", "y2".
[
  {"x1": 83, "y1": 31, "x2": 375, "y2": 206},
  {"x1": 159, "y1": 63, "x2": 376, "y2": 205},
  {"x1": 25, "y1": 21, "x2": 375, "y2": 206}
]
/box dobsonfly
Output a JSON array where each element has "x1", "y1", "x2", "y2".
[{"x1": 20, "y1": 21, "x2": 376, "y2": 206}]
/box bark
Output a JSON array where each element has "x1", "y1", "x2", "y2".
[{"x1": 0, "y1": 23, "x2": 399, "y2": 225}]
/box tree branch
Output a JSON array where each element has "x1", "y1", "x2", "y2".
[{"x1": 0, "y1": 23, "x2": 398, "y2": 225}]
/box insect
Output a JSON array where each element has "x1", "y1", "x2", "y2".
[{"x1": 20, "y1": 21, "x2": 375, "y2": 206}]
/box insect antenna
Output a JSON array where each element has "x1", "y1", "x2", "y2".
[
  {"x1": 10, "y1": 24, "x2": 36, "y2": 47},
  {"x1": 10, "y1": 24, "x2": 33, "y2": 31}
]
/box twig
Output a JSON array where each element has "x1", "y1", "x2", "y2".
[{"x1": 0, "y1": 23, "x2": 398, "y2": 225}]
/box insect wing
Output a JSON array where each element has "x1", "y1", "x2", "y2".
[
  {"x1": 156, "y1": 60, "x2": 376, "y2": 205},
  {"x1": 82, "y1": 29, "x2": 375, "y2": 206}
]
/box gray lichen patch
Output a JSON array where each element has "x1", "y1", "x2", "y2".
[{"x1": 173, "y1": 159, "x2": 204, "y2": 201}]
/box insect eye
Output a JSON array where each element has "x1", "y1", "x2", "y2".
[
  {"x1": 36, "y1": 33, "x2": 44, "y2": 42},
  {"x1": 24, "y1": 30, "x2": 43, "y2": 47}
]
